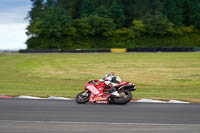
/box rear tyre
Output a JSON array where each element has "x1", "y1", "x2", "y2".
[
  {"x1": 111, "y1": 91, "x2": 132, "y2": 105},
  {"x1": 75, "y1": 91, "x2": 90, "y2": 104}
]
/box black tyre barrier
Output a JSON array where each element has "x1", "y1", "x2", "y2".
[
  {"x1": 127, "y1": 48, "x2": 158, "y2": 52},
  {"x1": 19, "y1": 49, "x2": 111, "y2": 53},
  {"x1": 195, "y1": 47, "x2": 200, "y2": 51},
  {"x1": 127, "y1": 47, "x2": 195, "y2": 52},
  {"x1": 159, "y1": 47, "x2": 195, "y2": 52},
  {"x1": 19, "y1": 47, "x2": 196, "y2": 53},
  {"x1": 62, "y1": 49, "x2": 111, "y2": 53},
  {"x1": 19, "y1": 49, "x2": 60, "y2": 53}
]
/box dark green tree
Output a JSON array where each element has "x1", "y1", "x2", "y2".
[
  {"x1": 143, "y1": 13, "x2": 173, "y2": 35},
  {"x1": 26, "y1": 7, "x2": 73, "y2": 49},
  {"x1": 57, "y1": 0, "x2": 82, "y2": 18},
  {"x1": 75, "y1": 14, "x2": 116, "y2": 37},
  {"x1": 163, "y1": 0, "x2": 183, "y2": 25},
  {"x1": 189, "y1": 0, "x2": 200, "y2": 29},
  {"x1": 93, "y1": 6, "x2": 111, "y2": 18},
  {"x1": 39, "y1": 8, "x2": 72, "y2": 38},
  {"x1": 74, "y1": 17, "x2": 95, "y2": 37},
  {"x1": 122, "y1": 0, "x2": 150, "y2": 26},
  {"x1": 149, "y1": 0, "x2": 163, "y2": 15},
  {"x1": 141, "y1": 0, "x2": 173, "y2": 35},
  {"x1": 26, "y1": 0, "x2": 44, "y2": 38},
  {"x1": 26, "y1": 0, "x2": 200, "y2": 49},
  {"x1": 44, "y1": 0, "x2": 56, "y2": 9},
  {"x1": 89, "y1": 15, "x2": 116, "y2": 37},
  {"x1": 27, "y1": 0, "x2": 44, "y2": 22},
  {"x1": 80, "y1": 0, "x2": 96, "y2": 17},
  {"x1": 182, "y1": 0, "x2": 191, "y2": 26},
  {"x1": 109, "y1": 0, "x2": 125, "y2": 27}
]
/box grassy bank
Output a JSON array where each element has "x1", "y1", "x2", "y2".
[{"x1": 0, "y1": 53, "x2": 200, "y2": 102}]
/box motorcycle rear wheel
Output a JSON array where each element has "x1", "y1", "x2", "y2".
[
  {"x1": 75, "y1": 91, "x2": 90, "y2": 104},
  {"x1": 111, "y1": 91, "x2": 132, "y2": 105}
]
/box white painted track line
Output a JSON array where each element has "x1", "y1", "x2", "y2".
[{"x1": 0, "y1": 120, "x2": 199, "y2": 126}]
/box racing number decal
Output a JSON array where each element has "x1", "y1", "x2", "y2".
[{"x1": 88, "y1": 85, "x2": 100, "y2": 95}]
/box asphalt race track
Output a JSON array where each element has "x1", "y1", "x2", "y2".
[{"x1": 0, "y1": 98, "x2": 200, "y2": 133}]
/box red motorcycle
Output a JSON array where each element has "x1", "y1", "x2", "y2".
[{"x1": 75, "y1": 80, "x2": 136, "y2": 104}]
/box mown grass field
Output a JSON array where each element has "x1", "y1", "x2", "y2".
[{"x1": 0, "y1": 52, "x2": 200, "y2": 102}]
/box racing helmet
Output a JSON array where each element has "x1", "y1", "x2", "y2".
[{"x1": 105, "y1": 72, "x2": 115, "y2": 78}]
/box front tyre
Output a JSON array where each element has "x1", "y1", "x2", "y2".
[
  {"x1": 112, "y1": 91, "x2": 132, "y2": 105},
  {"x1": 75, "y1": 91, "x2": 90, "y2": 104}
]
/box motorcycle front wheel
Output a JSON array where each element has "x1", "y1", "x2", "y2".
[
  {"x1": 111, "y1": 91, "x2": 132, "y2": 105},
  {"x1": 75, "y1": 91, "x2": 90, "y2": 104}
]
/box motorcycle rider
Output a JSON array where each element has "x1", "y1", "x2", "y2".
[{"x1": 99, "y1": 72, "x2": 121, "y2": 91}]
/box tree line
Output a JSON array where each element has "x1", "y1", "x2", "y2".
[{"x1": 26, "y1": 0, "x2": 200, "y2": 49}]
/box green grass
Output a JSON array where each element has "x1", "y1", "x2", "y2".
[{"x1": 0, "y1": 52, "x2": 200, "y2": 102}]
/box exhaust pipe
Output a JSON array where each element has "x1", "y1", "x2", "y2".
[{"x1": 118, "y1": 84, "x2": 136, "y2": 91}]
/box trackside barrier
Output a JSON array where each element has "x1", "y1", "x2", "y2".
[
  {"x1": 127, "y1": 47, "x2": 195, "y2": 52},
  {"x1": 159, "y1": 47, "x2": 195, "y2": 52},
  {"x1": 127, "y1": 48, "x2": 157, "y2": 52},
  {"x1": 19, "y1": 49, "x2": 60, "y2": 53},
  {"x1": 19, "y1": 49, "x2": 111, "y2": 53},
  {"x1": 195, "y1": 47, "x2": 200, "y2": 52},
  {"x1": 62, "y1": 49, "x2": 110, "y2": 53},
  {"x1": 19, "y1": 47, "x2": 196, "y2": 53},
  {"x1": 111, "y1": 48, "x2": 127, "y2": 53}
]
